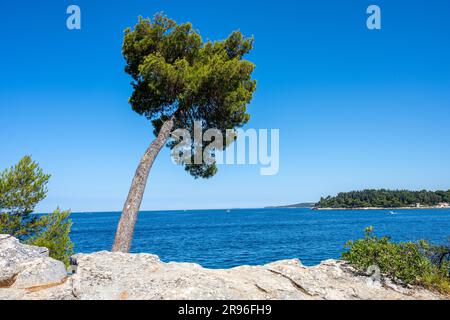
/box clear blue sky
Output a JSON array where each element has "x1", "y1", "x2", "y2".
[{"x1": 1, "y1": 0, "x2": 450, "y2": 212}]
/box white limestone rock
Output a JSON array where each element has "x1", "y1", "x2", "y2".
[
  {"x1": 0, "y1": 234, "x2": 67, "y2": 291},
  {"x1": 0, "y1": 235, "x2": 446, "y2": 300}
]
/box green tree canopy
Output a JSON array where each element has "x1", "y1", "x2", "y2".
[
  {"x1": 0, "y1": 156, "x2": 50, "y2": 239},
  {"x1": 0, "y1": 156, "x2": 73, "y2": 266},
  {"x1": 122, "y1": 13, "x2": 256, "y2": 178}
]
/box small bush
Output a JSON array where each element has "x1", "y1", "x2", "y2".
[
  {"x1": 0, "y1": 156, "x2": 50, "y2": 239},
  {"x1": 0, "y1": 156, "x2": 74, "y2": 267},
  {"x1": 343, "y1": 227, "x2": 450, "y2": 295},
  {"x1": 27, "y1": 208, "x2": 74, "y2": 267}
]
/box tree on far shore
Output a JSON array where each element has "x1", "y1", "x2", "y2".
[{"x1": 316, "y1": 189, "x2": 450, "y2": 209}]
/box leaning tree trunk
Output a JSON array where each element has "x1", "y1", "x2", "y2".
[{"x1": 112, "y1": 118, "x2": 174, "y2": 252}]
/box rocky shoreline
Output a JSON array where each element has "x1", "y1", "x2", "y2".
[{"x1": 0, "y1": 234, "x2": 446, "y2": 300}]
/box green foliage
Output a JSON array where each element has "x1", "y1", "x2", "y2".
[
  {"x1": 0, "y1": 156, "x2": 50, "y2": 239},
  {"x1": 27, "y1": 208, "x2": 73, "y2": 267},
  {"x1": 0, "y1": 156, "x2": 73, "y2": 267},
  {"x1": 419, "y1": 239, "x2": 450, "y2": 287},
  {"x1": 122, "y1": 13, "x2": 257, "y2": 178},
  {"x1": 343, "y1": 227, "x2": 450, "y2": 294},
  {"x1": 316, "y1": 189, "x2": 450, "y2": 208}
]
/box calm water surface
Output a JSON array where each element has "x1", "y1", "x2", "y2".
[{"x1": 70, "y1": 208, "x2": 450, "y2": 268}]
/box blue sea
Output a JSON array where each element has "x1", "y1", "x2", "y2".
[{"x1": 70, "y1": 208, "x2": 450, "y2": 268}]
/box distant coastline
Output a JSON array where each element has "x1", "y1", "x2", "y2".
[
  {"x1": 265, "y1": 202, "x2": 315, "y2": 209},
  {"x1": 315, "y1": 189, "x2": 450, "y2": 211},
  {"x1": 313, "y1": 206, "x2": 450, "y2": 211},
  {"x1": 271, "y1": 189, "x2": 450, "y2": 211}
]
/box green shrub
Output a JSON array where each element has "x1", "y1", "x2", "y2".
[
  {"x1": 0, "y1": 156, "x2": 50, "y2": 239},
  {"x1": 0, "y1": 156, "x2": 73, "y2": 267},
  {"x1": 27, "y1": 208, "x2": 74, "y2": 267},
  {"x1": 343, "y1": 227, "x2": 450, "y2": 295}
]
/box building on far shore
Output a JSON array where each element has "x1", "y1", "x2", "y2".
[
  {"x1": 414, "y1": 202, "x2": 449, "y2": 208},
  {"x1": 437, "y1": 202, "x2": 450, "y2": 208}
]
